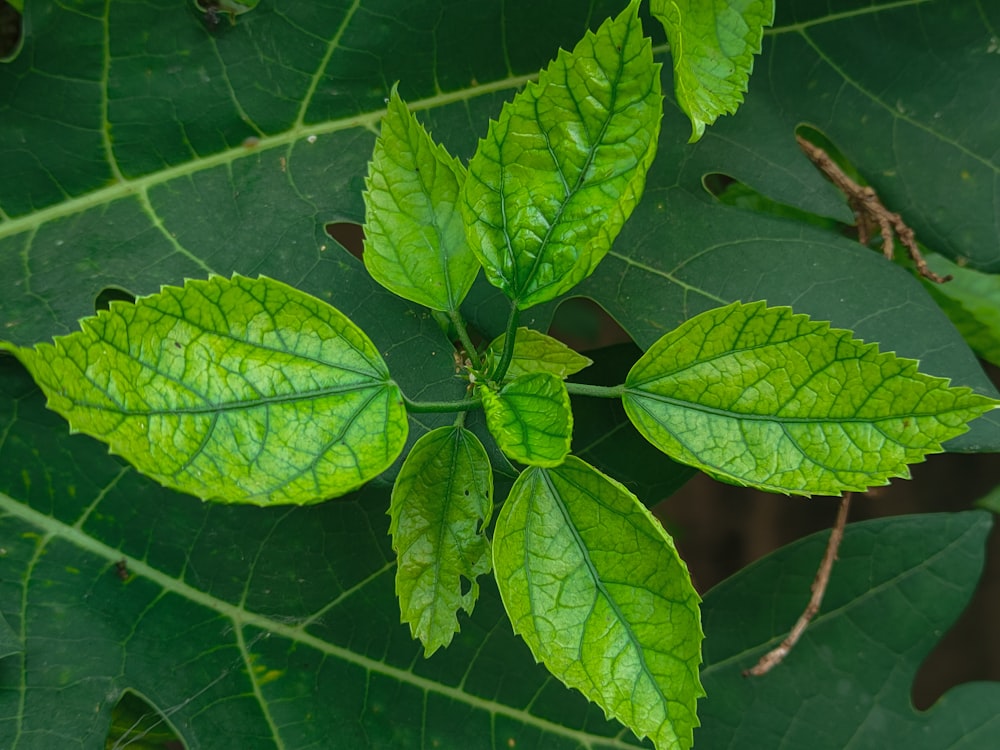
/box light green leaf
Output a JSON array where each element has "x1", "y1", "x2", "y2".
[
  {"x1": 651, "y1": 0, "x2": 774, "y2": 142},
  {"x1": 462, "y1": 0, "x2": 662, "y2": 309},
  {"x1": 363, "y1": 88, "x2": 479, "y2": 312},
  {"x1": 493, "y1": 456, "x2": 704, "y2": 750},
  {"x1": 480, "y1": 371, "x2": 572, "y2": 467},
  {"x1": 4, "y1": 275, "x2": 408, "y2": 506},
  {"x1": 922, "y1": 252, "x2": 1000, "y2": 369},
  {"x1": 623, "y1": 301, "x2": 999, "y2": 495},
  {"x1": 388, "y1": 426, "x2": 493, "y2": 656},
  {"x1": 486, "y1": 327, "x2": 593, "y2": 381}
]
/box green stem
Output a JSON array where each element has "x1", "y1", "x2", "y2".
[
  {"x1": 402, "y1": 393, "x2": 482, "y2": 413},
  {"x1": 449, "y1": 309, "x2": 483, "y2": 370},
  {"x1": 490, "y1": 304, "x2": 521, "y2": 383},
  {"x1": 564, "y1": 382, "x2": 626, "y2": 399}
]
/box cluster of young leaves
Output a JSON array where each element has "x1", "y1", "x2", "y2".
[{"x1": 2, "y1": 1, "x2": 999, "y2": 748}]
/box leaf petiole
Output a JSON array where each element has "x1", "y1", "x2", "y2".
[
  {"x1": 401, "y1": 393, "x2": 482, "y2": 414},
  {"x1": 448, "y1": 309, "x2": 484, "y2": 370},
  {"x1": 489, "y1": 305, "x2": 521, "y2": 383},
  {"x1": 564, "y1": 382, "x2": 626, "y2": 399}
]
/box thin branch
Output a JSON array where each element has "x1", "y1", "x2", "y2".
[
  {"x1": 744, "y1": 492, "x2": 853, "y2": 677},
  {"x1": 795, "y1": 136, "x2": 951, "y2": 284}
]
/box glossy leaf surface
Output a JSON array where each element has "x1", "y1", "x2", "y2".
[
  {"x1": 462, "y1": 0, "x2": 662, "y2": 309},
  {"x1": 624, "y1": 301, "x2": 998, "y2": 495},
  {"x1": 486, "y1": 327, "x2": 592, "y2": 381},
  {"x1": 651, "y1": 0, "x2": 774, "y2": 142},
  {"x1": 480, "y1": 372, "x2": 572, "y2": 467},
  {"x1": 6, "y1": 275, "x2": 408, "y2": 506},
  {"x1": 389, "y1": 426, "x2": 493, "y2": 656},
  {"x1": 363, "y1": 88, "x2": 478, "y2": 312},
  {"x1": 493, "y1": 457, "x2": 704, "y2": 750}
]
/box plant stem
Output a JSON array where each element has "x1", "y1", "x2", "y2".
[
  {"x1": 743, "y1": 492, "x2": 852, "y2": 677},
  {"x1": 490, "y1": 304, "x2": 521, "y2": 383},
  {"x1": 564, "y1": 382, "x2": 626, "y2": 399},
  {"x1": 449, "y1": 309, "x2": 483, "y2": 370},
  {"x1": 402, "y1": 393, "x2": 481, "y2": 414}
]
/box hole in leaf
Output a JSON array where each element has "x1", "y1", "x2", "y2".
[
  {"x1": 107, "y1": 690, "x2": 186, "y2": 750},
  {"x1": 94, "y1": 286, "x2": 137, "y2": 313},
  {"x1": 324, "y1": 221, "x2": 365, "y2": 261},
  {"x1": 548, "y1": 297, "x2": 631, "y2": 352},
  {"x1": 459, "y1": 575, "x2": 472, "y2": 597},
  {"x1": 702, "y1": 171, "x2": 843, "y2": 233},
  {"x1": 0, "y1": 0, "x2": 23, "y2": 62}
]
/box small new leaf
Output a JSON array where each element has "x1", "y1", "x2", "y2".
[
  {"x1": 389, "y1": 426, "x2": 493, "y2": 656},
  {"x1": 5, "y1": 275, "x2": 408, "y2": 505},
  {"x1": 651, "y1": 0, "x2": 775, "y2": 142},
  {"x1": 623, "y1": 301, "x2": 999, "y2": 495},
  {"x1": 486, "y1": 327, "x2": 593, "y2": 382},
  {"x1": 493, "y1": 456, "x2": 704, "y2": 750},
  {"x1": 363, "y1": 87, "x2": 479, "y2": 312},
  {"x1": 480, "y1": 371, "x2": 572, "y2": 467},
  {"x1": 462, "y1": 0, "x2": 662, "y2": 309}
]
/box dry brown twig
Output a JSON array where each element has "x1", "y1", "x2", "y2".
[
  {"x1": 743, "y1": 492, "x2": 853, "y2": 677},
  {"x1": 795, "y1": 135, "x2": 951, "y2": 284}
]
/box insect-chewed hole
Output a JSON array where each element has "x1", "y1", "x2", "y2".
[
  {"x1": 106, "y1": 689, "x2": 185, "y2": 750},
  {"x1": 0, "y1": 1, "x2": 23, "y2": 62},
  {"x1": 94, "y1": 286, "x2": 137, "y2": 313},
  {"x1": 459, "y1": 575, "x2": 472, "y2": 597},
  {"x1": 324, "y1": 222, "x2": 365, "y2": 261}
]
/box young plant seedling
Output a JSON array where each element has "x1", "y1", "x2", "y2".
[{"x1": 2, "y1": 3, "x2": 995, "y2": 748}]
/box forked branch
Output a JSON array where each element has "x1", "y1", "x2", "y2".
[{"x1": 796, "y1": 136, "x2": 951, "y2": 284}]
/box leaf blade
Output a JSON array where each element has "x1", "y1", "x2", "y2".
[
  {"x1": 493, "y1": 456, "x2": 704, "y2": 750},
  {"x1": 6, "y1": 275, "x2": 408, "y2": 506},
  {"x1": 389, "y1": 426, "x2": 493, "y2": 656},
  {"x1": 462, "y1": 0, "x2": 663, "y2": 309},
  {"x1": 623, "y1": 301, "x2": 998, "y2": 495},
  {"x1": 486, "y1": 327, "x2": 593, "y2": 381},
  {"x1": 480, "y1": 371, "x2": 573, "y2": 467},
  {"x1": 363, "y1": 88, "x2": 479, "y2": 312},
  {"x1": 651, "y1": 0, "x2": 775, "y2": 142}
]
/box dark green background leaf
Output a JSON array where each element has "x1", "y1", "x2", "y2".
[
  {"x1": 698, "y1": 511, "x2": 1000, "y2": 748},
  {"x1": 1, "y1": 0, "x2": 998, "y2": 747}
]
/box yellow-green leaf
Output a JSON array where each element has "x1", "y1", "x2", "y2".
[
  {"x1": 462, "y1": 0, "x2": 662, "y2": 309},
  {"x1": 493, "y1": 456, "x2": 704, "y2": 750},
  {"x1": 4, "y1": 275, "x2": 408, "y2": 506},
  {"x1": 623, "y1": 301, "x2": 998, "y2": 495},
  {"x1": 479, "y1": 372, "x2": 572, "y2": 467},
  {"x1": 486, "y1": 327, "x2": 592, "y2": 381},
  {"x1": 363, "y1": 87, "x2": 479, "y2": 312},
  {"x1": 389, "y1": 426, "x2": 493, "y2": 656}
]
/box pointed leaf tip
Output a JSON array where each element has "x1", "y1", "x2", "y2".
[
  {"x1": 463, "y1": 0, "x2": 663, "y2": 308},
  {"x1": 623, "y1": 300, "x2": 999, "y2": 495},
  {"x1": 493, "y1": 457, "x2": 704, "y2": 750},
  {"x1": 14, "y1": 274, "x2": 408, "y2": 505}
]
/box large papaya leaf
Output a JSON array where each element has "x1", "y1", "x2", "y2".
[
  {"x1": 4, "y1": 274, "x2": 408, "y2": 506},
  {"x1": 699, "y1": 511, "x2": 1000, "y2": 748}
]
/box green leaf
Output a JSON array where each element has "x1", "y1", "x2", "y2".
[
  {"x1": 480, "y1": 371, "x2": 572, "y2": 467},
  {"x1": 0, "y1": 611, "x2": 20, "y2": 660},
  {"x1": 486, "y1": 327, "x2": 593, "y2": 381},
  {"x1": 493, "y1": 456, "x2": 704, "y2": 750},
  {"x1": 0, "y1": 355, "x2": 652, "y2": 749},
  {"x1": 462, "y1": 0, "x2": 662, "y2": 309},
  {"x1": 388, "y1": 426, "x2": 493, "y2": 656},
  {"x1": 623, "y1": 301, "x2": 999, "y2": 495},
  {"x1": 5, "y1": 275, "x2": 408, "y2": 506},
  {"x1": 922, "y1": 252, "x2": 1000, "y2": 369},
  {"x1": 975, "y1": 484, "x2": 1000, "y2": 515},
  {"x1": 363, "y1": 88, "x2": 479, "y2": 312},
  {"x1": 651, "y1": 0, "x2": 775, "y2": 142},
  {"x1": 699, "y1": 511, "x2": 1000, "y2": 748}
]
